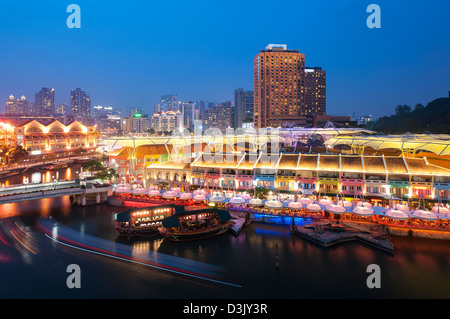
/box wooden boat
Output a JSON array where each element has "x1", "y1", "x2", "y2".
[
  {"x1": 158, "y1": 206, "x2": 233, "y2": 241},
  {"x1": 114, "y1": 204, "x2": 180, "y2": 237}
]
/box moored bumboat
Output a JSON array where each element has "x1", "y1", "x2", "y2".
[
  {"x1": 158, "y1": 206, "x2": 233, "y2": 241},
  {"x1": 114, "y1": 204, "x2": 181, "y2": 237}
]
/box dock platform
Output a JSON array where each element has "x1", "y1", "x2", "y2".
[
  {"x1": 229, "y1": 212, "x2": 250, "y2": 236},
  {"x1": 294, "y1": 225, "x2": 394, "y2": 254}
]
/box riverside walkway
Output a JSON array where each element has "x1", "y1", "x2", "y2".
[{"x1": 0, "y1": 181, "x2": 111, "y2": 205}]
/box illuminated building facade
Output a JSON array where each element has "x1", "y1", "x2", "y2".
[
  {"x1": 13, "y1": 119, "x2": 98, "y2": 155},
  {"x1": 254, "y1": 44, "x2": 326, "y2": 129},
  {"x1": 304, "y1": 67, "x2": 326, "y2": 117},
  {"x1": 4, "y1": 94, "x2": 31, "y2": 115},
  {"x1": 144, "y1": 152, "x2": 450, "y2": 201},
  {"x1": 35, "y1": 88, "x2": 55, "y2": 116},
  {"x1": 70, "y1": 88, "x2": 91, "y2": 118},
  {"x1": 202, "y1": 101, "x2": 233, "y2": 133},
  {"x1": 151, "y1": 111, "x2": 183, "y2": 133},
  {"x1": 122, "y1": 112, "x2": 149, "y2": 133}
]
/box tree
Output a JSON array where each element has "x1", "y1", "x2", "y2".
[
  {"x1": 8, "y1": 145, "x2": 28, "y2": 163},
  {"x1": 94, "y1": 167, "x2": 119, "y2": 182},
  {"x1": 253, "y1": 185, "x2": 270, "y2": 199},
  {"x1": 81, "y1": 159, "x2": 103, "y2": 174},
  {"x1": 395, "y1": 104, "x2": 411, "y2": 115}
]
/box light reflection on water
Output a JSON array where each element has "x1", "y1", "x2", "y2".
[
  {"x1": 0, "y1": 164, "x2": 81, "y2": 187},
  {"x1": 2, "y1": 197, "x2": 450, "y2": 298}
]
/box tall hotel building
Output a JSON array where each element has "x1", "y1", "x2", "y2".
[{"x1": 254, "y1": 44, "x2": 326, "y2": 129}]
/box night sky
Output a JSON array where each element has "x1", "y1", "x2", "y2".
[{"x1": 0, "y1": 0, "x2": 449, "y2": 119}]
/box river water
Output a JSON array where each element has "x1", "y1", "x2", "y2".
[{"x1": 1, "y1": 195, "x2": 450, "y2": 300}]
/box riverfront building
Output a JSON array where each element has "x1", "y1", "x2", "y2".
[
  {"x1": 143, "y1": 152, "x2": 450, "y2": 203},
  {"x1": 6, "y1": 119, "x2": 98, "y2": 155}
]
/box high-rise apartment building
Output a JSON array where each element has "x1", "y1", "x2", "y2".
[
  {"x1": 70, "y1": 88, "x2": 91, "y2": 118},
  {"x1": 154, "y1": 95, "x2": 178, "y2": 113},
  {"x1": 234, "y1": 89, "x2": 254, "y2": 129},
  {"x1": 35, "y1": 88, "x2": 55, "y2": 116},
  {"x1": 151, "y1": 111, "x2": 183, "y2": 133},
  {"x1": 4, "y1": 94, "x2": 31, "y2": 115},
  {"x1": 304, "y1": 67, "x2": 326, "y2": 117},
  {"x1": 122, "y1": 112, "x2": 149, "y2": 133},
  {"x1": 253, "y1": 44, "x2": 326, "y2": 128},
  {"x1": 202, "y1": 101, "x2": 233, "y2": 133},
  {"x1": 179, "y1": 100, "x2": 195, "y2": 130}
]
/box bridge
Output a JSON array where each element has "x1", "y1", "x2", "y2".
[{"x1": 0, "y1": 181, "x2": 112, "y2": 206}]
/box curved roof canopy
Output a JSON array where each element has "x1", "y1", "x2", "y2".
[{"x1": 325, "y1": 133, "x2": 450, "y2": 156}]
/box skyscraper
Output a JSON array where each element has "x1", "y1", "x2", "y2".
[
  {"x1": 253, "y1": 44, "x2": 326, "y2": 129},
  {"x1": 179, "y1": 100, "x2": 195, "y2": 130},
  {"x1": 35, "y1": 88, "x2": 55, "y2": 116},
  {"x1": 154, "y1": 94, "x2": 178, "y2": 113},
  {"x1": 234, "y1": 88, "x2": 254, "y2": 129},
  {"x1": 70, "y1": 88, "x2": 91, "y2": 118},
  {"x1": 4, "y1": 94, "x2": 31, "y2": 115},
  {"x1": 304, "y1": 67, "x2": 326, "y2": 117},
  {"x1": 202, "y1": 101, "x2": 233, "y2": 133}
]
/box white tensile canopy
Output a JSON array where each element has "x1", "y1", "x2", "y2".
[
  {"x1": 319, "y1": 198, "x2": 333, "y2": 206},
  {"x1": 193, "y1": 194, "x2": 207, "y2": 201},
  {"x1": 338, "y1": 200, "x2": 353, "y2": 207},
  {"x1": 306, "y1": 203, "x2": 322, "y2": 212},
  {"x1": 356, "y1": 201, "x2": 373, "y2": 208},
  {"x1": 432, "y1": 205, "x2": 450, "y2": 215},
  {"x1": 410, "y1": 209, "x2": 438, "y2": 221},
  {"x1": 239, "y1": 193, "x2": 252, "y2": 200},
  {"x1": 209, "y1": 192, "x2": 226, "y2": 203},
  {"x1": 131, "y1": 186, "x2": 148, "y2": 195},
  {"x1": 288, "y1": 201, "x2": 303, "y2": 210},
  {"x1": 385, "y1": 208, "x2": 410, "y2": 220},
  {"x1": 394, "y1": 203, "x2": 411, "y2": 212},
  {"x1": 352, "y1": 205, "x2": 375, "y2": 216},
  {"x1": 264, "y1": 199, "x2": 283, "y2": 209},
  {"x1": 325, "y1": 203, "x2": 347, "y2": 214},
  {"x1": 248, "y1": 198, "x2": 263, "y2": 206},
  {"x1": 297, "y1": 197, "x2": 313, "y2": 205},
  {"x1": 229, "y1": 196, "x2": 246, "y2": 205},
  {"x1": 162, "y1": 190, "x2": 179, "y2": 199},
  {"x1": 179, "y1": 192, "x2": 193, "y2": 200},
  {"x1": 115, "y1": 183, "x2": 131, "y2": 193},
  {"x1": 148, "y1": 189, "x2": 161, "y2": 197}
]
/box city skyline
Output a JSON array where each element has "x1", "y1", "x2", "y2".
[{"x1": 0, "y1": 1, "x2": 449, "y2": 120}]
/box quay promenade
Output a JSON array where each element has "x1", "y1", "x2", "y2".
[{"x1": 106, "y1": 189, "x2": 450, "y2": 244}]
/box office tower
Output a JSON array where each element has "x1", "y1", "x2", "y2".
[
  {"x1": 202, "y1": 101, "x2": 233, "y2": 133},
  {"x1": 304, "y1": 67, "x2": 326, "y2": 117},
  {"x1": 234, "y1": 88, "x2": 254, "y2": 129},
  {"x1": 35, "y1": 88, "x2": 55, "y2": 116},
  {"x1": 197, "y1": 100, "x2": 207, "y2": 115},
  {"x1": 70, "y1": 88, "x2": 91, "y2": 118},
  {"x1": 154, "y1": 94, "x2": 178, "y2": 113},
  {"x1": 179, "y1": 100, "x2": 195, "y2": 130},
  {"x1": 4, "y1": 94, "x2": 31, "y2": 115}
]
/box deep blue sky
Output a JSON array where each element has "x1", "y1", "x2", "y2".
[{"x1": 0, "y1": 0, "x2": 449, "y2": 119}]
